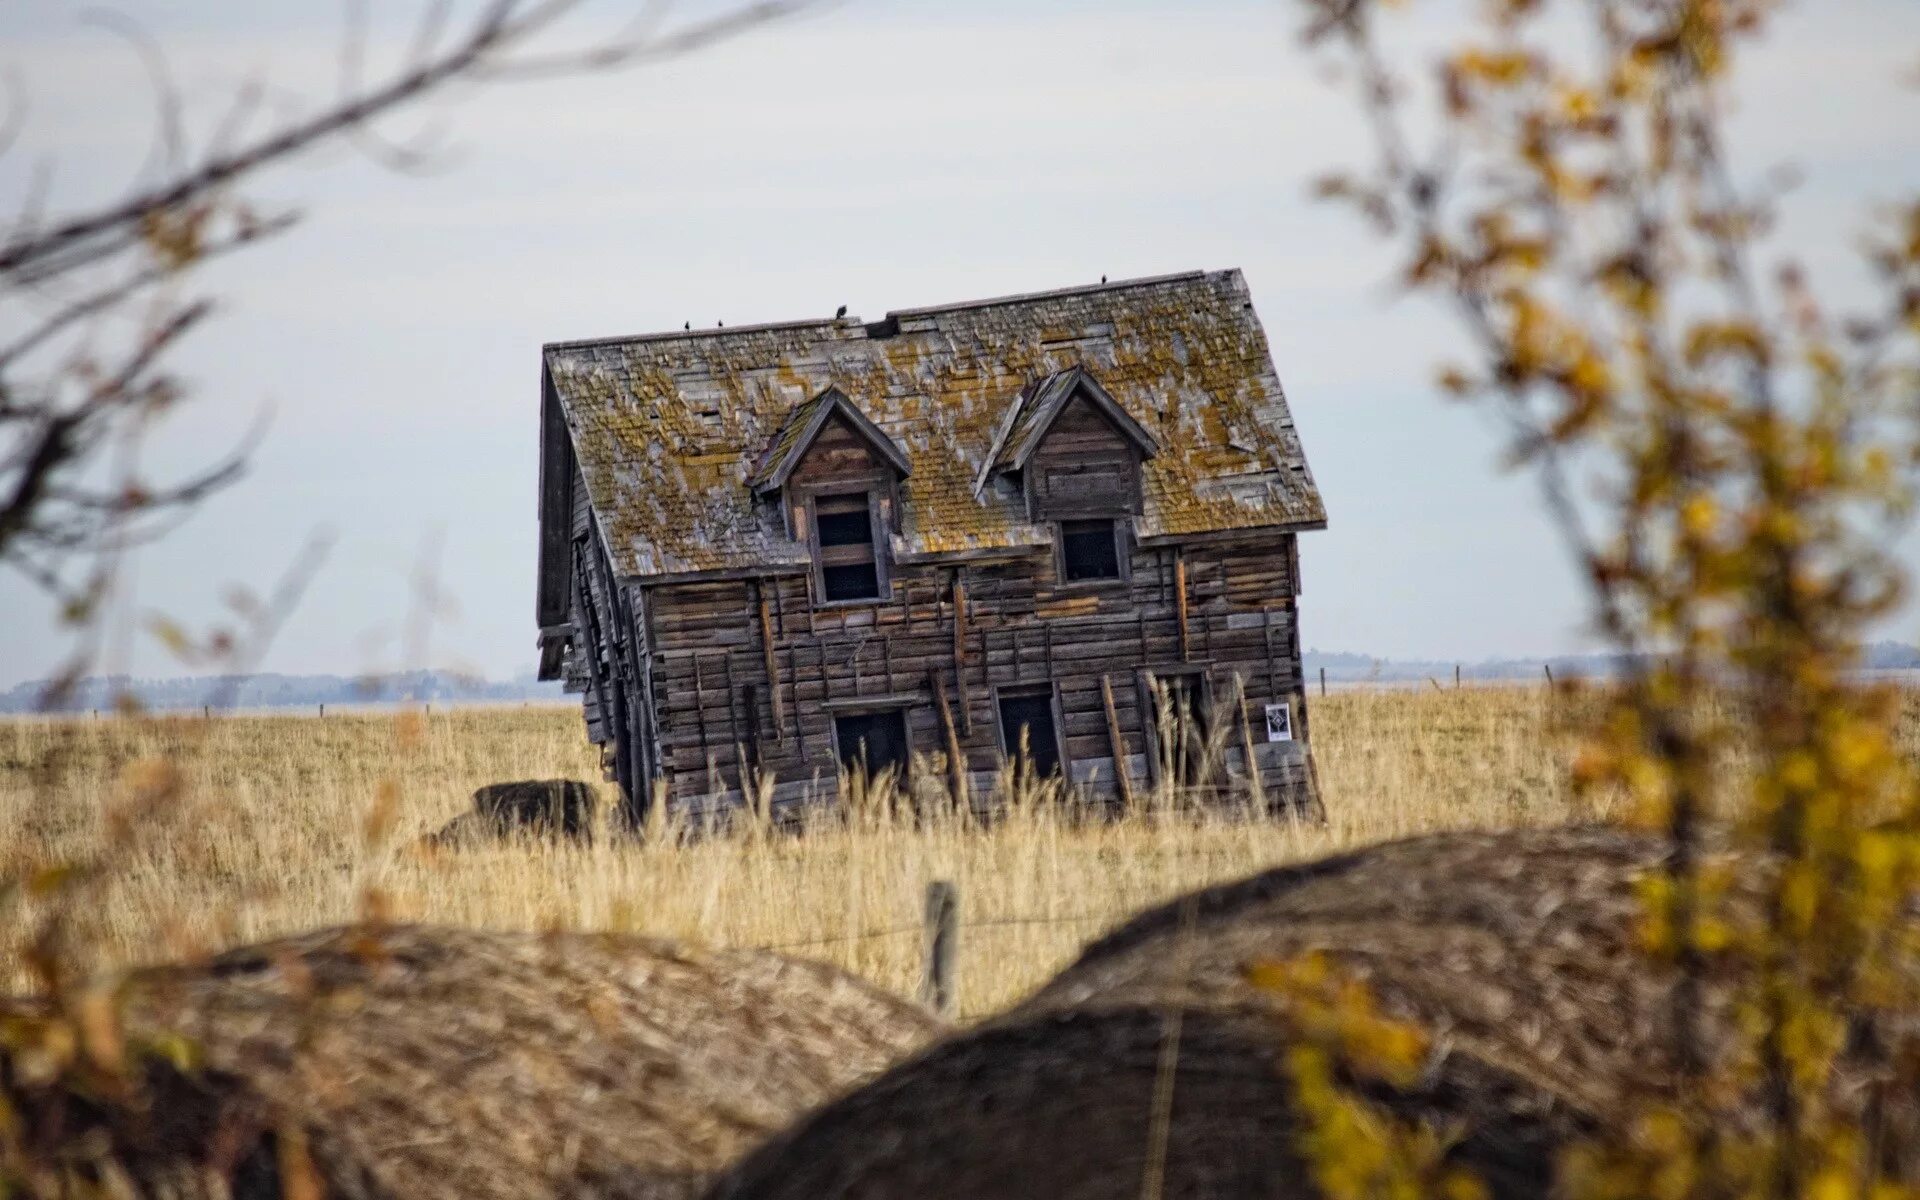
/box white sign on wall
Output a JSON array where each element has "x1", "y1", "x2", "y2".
[{"x1": 1264, "y1": 702, "x2": 1293, "y2": 743}]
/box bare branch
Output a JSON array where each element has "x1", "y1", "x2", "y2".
[
  {"x1": 404, "y1": 0, "x2": 459, "y2": 70},
  {"x1": 338, "y1": 0, "x2": 462, "y2": 173},
  {"x1": 0, "y1": 301, "x2": 209, "y2": 557},
  {"x1": 0, "y1": 0, "x2": 808, "y2": 646},
  {"x1": 474, "y1": 0, "x2": 811, "y2": 80},
  {"x1": 0, "y1": 0, "x2": 568, "y2": 278},
  {"x1": 202, "y1": 79, "x2": 268, "y2": 166},
  {"x1": 79, "y1": 9, "x2": 189, "y2": 186},
  {"x1": 0, "y1": 67, "x2": 28, "y2": 165},
  {"x1": 0, "y1": 211, "x2": 297, "y2": 369}
]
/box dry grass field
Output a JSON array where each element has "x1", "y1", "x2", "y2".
[{"x1": 4, "y1": 687, "x2": 1916, "y2": 1018}]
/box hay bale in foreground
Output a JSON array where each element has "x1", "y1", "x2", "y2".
[
  {"x1": 707, "y1": 825, "x2": 1914, "y2": 1200},
  {"x1": 7, "y1": 925, "x2": 941, "y2": 1200}
]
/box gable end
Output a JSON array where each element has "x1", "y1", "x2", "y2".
[
  {"x1": 751, "y1": 386, "x2": 911, "y2": 496},
  {"x1": 999, "y1": 367, "x2": 1160, "y2": 475}
]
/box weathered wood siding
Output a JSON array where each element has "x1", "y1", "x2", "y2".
[
  {"x1": 1024, "y1": 397, "x2": 1143, "y2": 519},
  {"x1": 637, "y1": 531, "x2": 1312, "y2": 816},
  {"x1": 556, "y1": 457, "x2": 655, "y2": 820},
  {"x1": 781, "y1": 416, "x2": 903, "y2": 546}
]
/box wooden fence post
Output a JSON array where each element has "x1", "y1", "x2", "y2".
[
  {"x1": 1544, "y1": 663, "x2": 1555, "y2": 685},
  {"x1": 1319, "y1": 666, "x2": 1326, "y2": 696},
  {"x1": 922, "y1": 880, "x2": 958, "y2": 1018},
  {"x1": 1454, "y1": 663, "x2": 1461, "y2": 688}
]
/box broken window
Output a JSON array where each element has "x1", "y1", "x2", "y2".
[
  {"x1": 814, "y1": 492, "x2": 884, "y2": 602},
  {"x1": 833, "y1": 709, "x2": 910, "y2": 785},
  {"x1": 996, "y1": 689, "x2": 1063, "y2": 780},
  {"x1": 1058, "y1": 518, "x2": 1123, "y2": 583}
]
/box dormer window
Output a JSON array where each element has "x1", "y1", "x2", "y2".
[
  {"x1": 749, "y1": 386, "x2": 910, "y2": 608},
  {"x1": 975, "y1": 366, "x2": 1156, "y2": 588},
  {"x1": 815, "y1": 491, "x2": 884, "y2": 601}
]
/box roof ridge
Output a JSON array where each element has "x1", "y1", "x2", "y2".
[
  {"x1": 543, "y1": 317, "x2": 843, "y2": 354},
  {"x1": 883, "y1": 270, "x2": 1220, "y2": 321},
  {"x1": 540, "y1": 270, "x2": 1235, "y2": 354}
]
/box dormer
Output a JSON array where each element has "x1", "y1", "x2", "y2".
[
  {"x1": 978, "y1": 367, "x2": 1159, "y2": 583},
  {"x1": 751, "y1": 386, "x2": 910, "y2": 604}
]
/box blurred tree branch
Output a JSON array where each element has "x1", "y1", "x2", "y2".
[
  {"x1": 0, "y1": 0, "x2": 807, "y2": 620},
  {"x1": 1290, "y1": 0, "x2": 1920, "y2": 1195}
]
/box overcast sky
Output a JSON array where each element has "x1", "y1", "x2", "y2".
[{"x1": 2, "y1": 0, "x2": 1917, "y2": 688}]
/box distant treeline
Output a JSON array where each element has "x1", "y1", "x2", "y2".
[
  {"x1": 0, "y1": 670, "x2": 566, "y2": 714},
  {"x1": 1304, "y1": 640, "x2": 1920, "y2": 684}
]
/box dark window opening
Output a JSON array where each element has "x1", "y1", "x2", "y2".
[
  {"x1": 1060, "y1": 519, "x2": 1122, "y2": 582},
  {"x1": 997, "y1": 692, "x2": 1062, "y2": 779},
  {"x1": 822, "y1": 562, "x2": 881, "y2": 601},
  {"x1": 834, "y1": 709, "x2": 910, "y2": 784},
  {"x1": 816, "y1": 506, "x2": 872, "y2": 547},
  {"x1": 812, "y1": 492, "x2": 884, "y2": 602}
]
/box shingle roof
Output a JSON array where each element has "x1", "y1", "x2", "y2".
[{"x1": 543, "y1": 269, "x2": 1324, "y2": 579}]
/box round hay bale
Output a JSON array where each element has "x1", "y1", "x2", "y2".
[
  {"x1": 469, "y1": 779, "x2": 598, "y2": 839},
  {"x1": 6, "y1": 925, "x2": 941, "y2": 1200},
  {"x1": 706, "y1": 824, "x2": 1914, "y2": 1200},
  {"x1": 423, "y1": 779, "x2": 601, "y2": 846}
]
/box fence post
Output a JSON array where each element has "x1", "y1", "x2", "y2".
[
  {"x1": 1544, "y1": 663, "x2": 1555, "y2": 685},
  {"x1": 1318, "y1": 666, "x2": 1326, "y2": 697},
  {"x1": 921, "y1": 880, "x2": 958, "y2": 1019},
  {"x1": 1455, "y1": 663, "x2": 1461, "y2": 688}
]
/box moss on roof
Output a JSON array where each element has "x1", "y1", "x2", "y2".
[{"x1": 543, "y1": 269, "x2": 1325, "y2": 578}]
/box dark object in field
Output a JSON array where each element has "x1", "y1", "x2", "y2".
[
  {"x1": 706, "y1": 824, "x2": 1917, "y2": 1200},
  {"x1": 3, "y1": 924, "x2": 942, "y2": 1200},
  {"x1": 430, "y1": 778, "x2": 598, "y2": 843}
]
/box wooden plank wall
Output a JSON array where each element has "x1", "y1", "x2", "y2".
[
  {"x1": 557, "y1": 461, "x2": 653, "y2": 820},
  {"x1": 1025, "y1": 397, "x2": 1143, "y2": 518},
  {"x1": 638, "y1": 531, "x2": 1311, "y2": 815}
]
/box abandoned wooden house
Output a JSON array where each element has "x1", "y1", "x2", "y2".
[{"x1": 535, "y1": 269, "x2": 1327, "y2": 821}]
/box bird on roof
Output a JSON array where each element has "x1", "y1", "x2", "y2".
[
  {"x1": 835, "y1": 305, "x2": 847, "y2": 319},
  {"x1": 718, "y1": 320, "x2": 724, "y2": 327},
  {"x1": 1101, "y1": 274, "x2": 1107, "y2": 284},
  {"x1": 683, "y1": 321, "x2": 690, "y2": 331}
]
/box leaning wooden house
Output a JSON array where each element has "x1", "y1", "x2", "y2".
[{"x1": 535, "y1": 270, "x2": 1326, "y2": 822}]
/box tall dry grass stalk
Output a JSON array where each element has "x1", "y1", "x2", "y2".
[{"x1": 4, "y1": 689, "x2": 1915, "y2": 1017}]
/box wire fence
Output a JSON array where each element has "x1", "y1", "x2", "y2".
[
  {"x1": 756, "y1": 909, "x2": 1111, "y2": 954},
  {"x1": 750, "y1": 881, "x2": 1116, "y2": 1016}
]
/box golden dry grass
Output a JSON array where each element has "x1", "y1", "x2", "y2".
[{"x1": 4, "y1": 687, "x2": 1915, "y2": 1017}]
